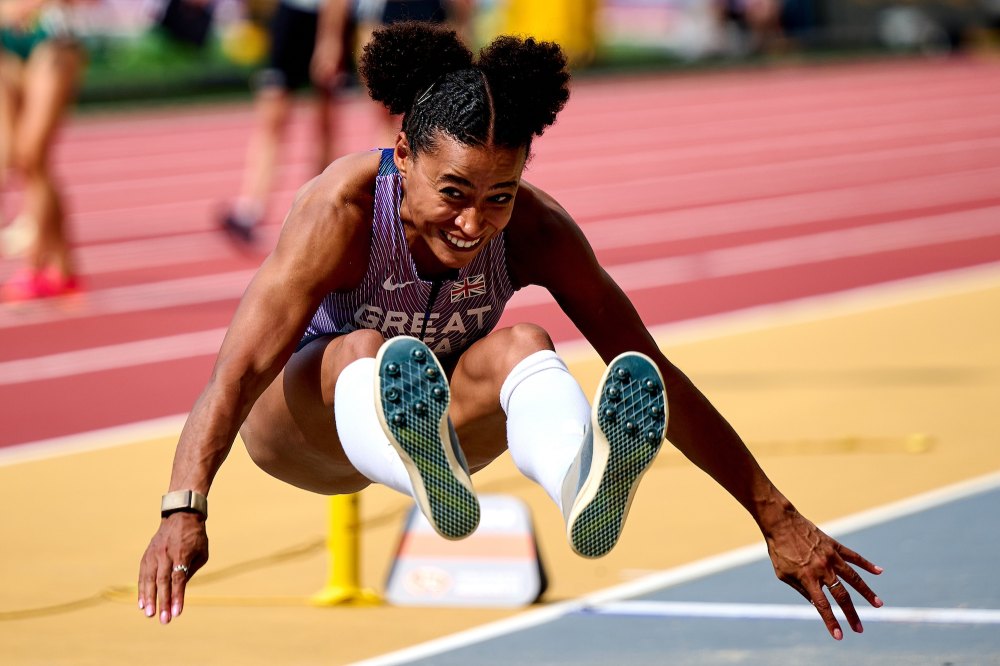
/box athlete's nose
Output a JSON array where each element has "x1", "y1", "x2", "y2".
[{"x1": 456, "y1": 207, "x2": 485, "y2": 236}]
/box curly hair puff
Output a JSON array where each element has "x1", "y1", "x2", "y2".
[
  {"x1": 359, "y1": 21, "x2": 571, "y2": 156},
  {"x1": 478, "y1": 36, "x2": 570, "y2": 149}
]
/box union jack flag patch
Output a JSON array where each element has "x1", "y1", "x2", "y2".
[{"x1": 450, "y1": 274, "x2": 486, "y2": 302}]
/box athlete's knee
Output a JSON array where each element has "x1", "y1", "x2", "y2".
[
  {"x1": 455, "y1": 323, "x2": 555, "y2": 387},
  {"x1": 256, "y1": 89, "x2": 292, "y2": 130},
  {"x1": 497, "y1": 323, "x2": 555, "y2": 358},
  {"x1": 337, "y1": 329, "x2": 385, "y2": 361},
  {"x1": 10, "y1": 142, "x2": 45, "y2": 177},
  {"x1": 240, "y1": 421, "x2": 276, "y2": 472}
]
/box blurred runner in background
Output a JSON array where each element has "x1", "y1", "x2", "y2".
[
  {"x1": 221, "y1": 0, "x2": 473, "y2": 246},
  {"x1": 0, "y1": 0, "x2": 89, "y2": 301},
  {"x1": 717, "y1": 0, "x2": 788, "y2": 56},
  {"x1": 219, "y1": 0, "x2": 351, "y2": 246}
]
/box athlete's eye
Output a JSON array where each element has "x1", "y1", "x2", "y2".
[
  {"x1": 441, "y1": 188, "x2": 463, "y2": 199},
  {"x1": 490, "y1": 194, "x2": 513, "y2": 205}
]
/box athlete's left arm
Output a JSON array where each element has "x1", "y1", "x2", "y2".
[{"x1": 508, "y1": 184, "x2": 883, "y2": 640}]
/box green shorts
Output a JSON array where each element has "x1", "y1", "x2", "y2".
[{"x1": 0, "y1": 26, "x2": 50, "y2": 60}]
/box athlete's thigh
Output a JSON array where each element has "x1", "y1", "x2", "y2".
[
  {"x1": 448, "y1": 323, "x2": 555, "y2": 471},
  {"x1": 242, "y1": 330, "x2": 383, "y2": 493},
  {"x1": 0, "y1": 53, "x2": 22, "y2": 175},
  {"x1": 17, "y1": 42, "x2": 84, "y2": 164}
]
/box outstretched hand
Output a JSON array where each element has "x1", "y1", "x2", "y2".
[
  {"x1": 138, "y1": 512, "x2": 209, "y2": 625},
  {"x1": 764, "y1": 510, "x2": 883, "y2": 640}
]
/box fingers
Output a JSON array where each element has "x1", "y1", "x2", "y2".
[
  {"x1": 170, "y1": 564, "x2": 190, "y2": 620},
  {"x1": 783, "y1": 565, "x2": 878, "y2": 639},
  {"x1": 784, "y1": 573, "x2": 848, "y2": 640},
  {"x1": 781, "y1": 575, "x2": 813, "y2": 604},
  {"x1": 156, "y1": 559, "x2": 197, "y2": 624},
  {"x1": 768, "y1": 521, "x2": 883, "y2": 640},
  {"x1": 156, "y1": 559, "x2": 173, "y2": 625},
  {"x1": 138, "y1": 552, "x2": 193, "y2": 624},
  {"x1": 840, "y1": 564, "x2": 884, "y2": 609},
  {"x1": 807, "y1": 583, "x2": 844, "y2": 641},
  {"x1": 837, "y1": 544, "x2": 885, "y2": 576},
  {"x1": 811, "y1": 569, "x2": 884, "y2": 640},
  {"x1": 826, "y1": 579, "x2": 863, "y2": 635},
  {"x1": 138, "y1": 515, "x2": 208, "y2": 625},
  {"x1": 138, "y1": 555, "x2": 157, "y2": 619},
  {"x1": 139, "y1": 552, "x2": 159, "y2": 617},
  {"x1": 838, "y1": 543, "x2": 884, "y2": 577},
  {"x1": 836, "y1": 542, "x2": 885, "y2": 609}
]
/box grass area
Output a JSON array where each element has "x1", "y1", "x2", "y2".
[{"x1": 78, "y1": 29, "x2": 257, "y2": 107}]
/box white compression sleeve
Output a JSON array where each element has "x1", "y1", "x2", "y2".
[
  {"x1": 500, "y1": 350, "x2": 591, "y2": 511},
  {"x1": 333, "y1": 357, "x2": 414, "y2": 496}
]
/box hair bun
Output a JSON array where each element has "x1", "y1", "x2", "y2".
[
  {"x1": 360, "y1": 21, "x2": 474, "y2": 116},
  {"x1": 478, "y1": 36, "x2": 570, "y2": 144}
]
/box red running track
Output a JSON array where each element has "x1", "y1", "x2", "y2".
[{"x1": 2, "y1": 57, "x2": 999, "y2": 448}]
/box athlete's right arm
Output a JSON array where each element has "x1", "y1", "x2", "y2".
[{"x1": 137, "y1": 152, "x2": 377, "y2": 626}]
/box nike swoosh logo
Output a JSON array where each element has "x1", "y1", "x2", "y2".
[{"x1": 382, "y1": 276, "x2": 414, "y2": 291}]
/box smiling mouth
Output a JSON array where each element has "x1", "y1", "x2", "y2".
[{"x1": 441, "y1": 231, "x2": 483, "y2": 251}]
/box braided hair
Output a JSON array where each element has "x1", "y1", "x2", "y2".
[{"x1": 360, "y1": 22, "x2": 570, "y2": 156}]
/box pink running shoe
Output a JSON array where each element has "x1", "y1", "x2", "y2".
[{"x1": 2, "y1": 268, "x2": 80, "y2": 302}]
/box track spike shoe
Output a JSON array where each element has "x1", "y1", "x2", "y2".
[
  {"x1": 562, "y1": 352, "x2": 668, "y2": 558},
  {"x1": 375, "y1": 336, "x2": 480, "y2": 540}
]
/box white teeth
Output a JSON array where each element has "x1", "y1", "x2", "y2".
[{"x1": 444, "y1": 233, "x2": 481, "y2": 250}]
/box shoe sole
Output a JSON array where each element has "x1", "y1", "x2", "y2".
[
  {"x1": 566, "y1": 352, "x2": 668, "y2": 558},
  {"x1": 374, "y1": 336, "x2": 480, "y2": 540}
]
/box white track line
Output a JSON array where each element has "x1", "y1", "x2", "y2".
[
  {"x1": 52, "y1": 73, "x2": 996, "y2": 169},
  {"x1": 3, "y1": 205, "x2": 998, "y2": 332},
  {"x1": 6, "y1": 162, "x2": 997, "y2": 277},
  {"x1": 0, "y1": 328, "x2": 226, "y2": 386},
  {"x1": 3, "y1": 232, "x2": 1000, "y2": 385},
  {"x1": 564, "y1": 64, "x2": 996, "y2": 117},
  {"x1": 346, "y1": 470, "x2": 1000, "y2": 666},
  {"x1": 563, "y1": 259, "x2": 1000, "y2": 354},
  {"x1": 556, "y1": 135, "x2": 1000, "y2": 209},
  {"x1": 509, "y1": 208, "x2": 1000, "y2": 308},
  {"x1": 39, "y1": 129, "x2": 1000, "y2": 201},
  {"x1": 546, "y1": 112, "x2": 1000, "y2": 177},
  {"x1": 0, "y1": 270, "x2": 254, "y2": 329},
  {"x1": 578, "y1": 601, "x2": 1000, "y2": 625},
  {"x1": 0, "y1": 414, "x2": 187, "y2": 466},
  {"x1": 546, "y1": 103, "x2": 1000, "y2": 158},
  {"x1": 581, "y1": 166, "x2": 1000, "y2": 249},
  {"x1": 53, "y1": 94, "x2": 1000, "y2": 179},
  {"x1": 35, "y1": 161, "x2": 1000, "y2": 249},
  {"x1": 4, "y1": 260, "x2": 999, "y2": 459}
]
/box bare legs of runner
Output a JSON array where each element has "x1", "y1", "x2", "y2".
[
  {"x1": 1, "y1": 41, "x2": 85, "y2": 300},
  {"x1": 223, "y1": 85, "x2": 337, "y2": 244}
]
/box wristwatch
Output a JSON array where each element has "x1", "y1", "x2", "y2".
[{"x1": 161, "y1": 489, "x2": 208, "y2": 519}]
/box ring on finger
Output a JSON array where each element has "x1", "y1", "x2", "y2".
[
  {"x1": 827, "y1": 579, "x2": 842, "y2": 591},
  {"x1": 172, "y1": 564, "x2": 190, "y2": 575}
]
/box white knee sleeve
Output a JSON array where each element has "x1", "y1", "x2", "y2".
[
  {"x1": 500, "y1": 350, "x2": 591, "y2": 511},
  {"x1": 333, "y1": 357, "x2": 414, "y2": 497}
]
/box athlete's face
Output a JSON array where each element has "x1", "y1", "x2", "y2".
[{"x1": 394, "y1": 131, "x2": 526, "y2": 276}]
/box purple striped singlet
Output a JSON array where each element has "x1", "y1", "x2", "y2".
[{"x1": 303, "y1": 149, "x2": 517, "y2": 360}]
